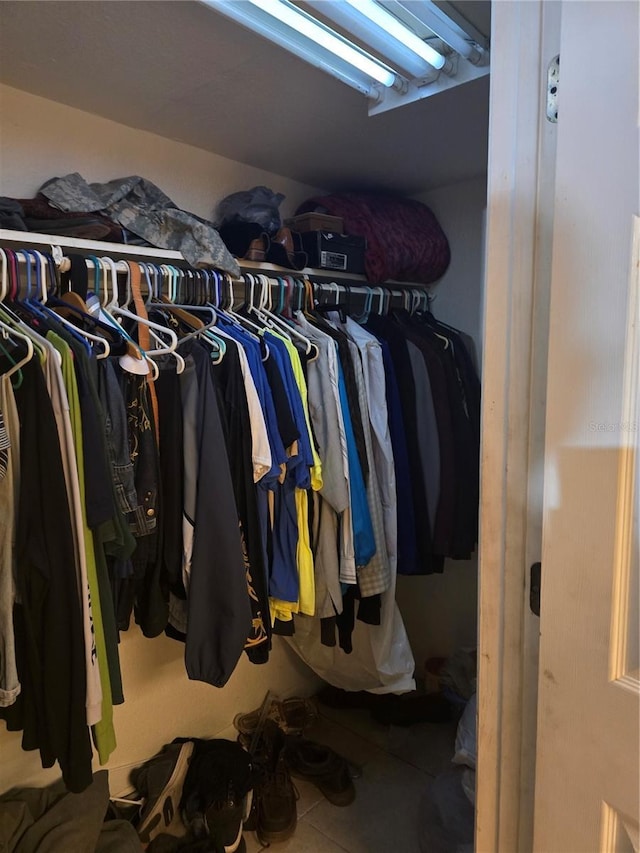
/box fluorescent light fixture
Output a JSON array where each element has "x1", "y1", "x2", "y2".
[
  {"x1": 201, "y1": 0, "x2": 489, "y2": 113},
  {"x1": 246, "y1": 0, "x2": 397, "y2": 87},
  {"x1": 344, "y1": 0, "x2": 445, "y2": 71}
]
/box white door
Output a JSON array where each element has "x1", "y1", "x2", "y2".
[{"x1": 533, "y1": 2, "x2": 640, "y2": 851}]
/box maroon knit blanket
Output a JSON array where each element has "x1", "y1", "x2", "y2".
[{"x1": 296, "y1": 192, "x2": 450, "y2": 284}]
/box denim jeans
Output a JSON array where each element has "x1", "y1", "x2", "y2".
[
  {"x1": 98, "y1": 359, "x2": 138, "y2": 521},
  {"x1": 119, "y1": 372, "x2": 158, "y2": 538}
]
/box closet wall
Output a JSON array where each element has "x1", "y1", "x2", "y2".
[
  {"x1": 0, "y1": 84, "x2": 323, "y2": 218},
  {"x1": 0, "y1": 81, "x2": 486, "y2": 789}
]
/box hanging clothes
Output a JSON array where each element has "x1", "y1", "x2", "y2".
[
  {"x1": 0, "y1": 356, "x2": 93, "y2": 792},
  {"x1": 285, "y1": 287, "x2": 480, "y2": 692},
  {"x1": 0, "y1": 244, "x2": 481, "y2": 787}
]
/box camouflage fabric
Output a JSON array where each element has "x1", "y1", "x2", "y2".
[{"x1": 39, "y1": 173, "x2": 241, "y2": 275}]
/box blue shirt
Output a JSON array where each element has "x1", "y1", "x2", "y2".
[
  {"x1": 264, "y1": 331, "x2": 314, "y2": 489},
  {"x1": 336, "y1": 361, "x2": 375, "y2": 568},
  {"x1": 217, "y1": 318, "x2": 285, "y2": 485}
]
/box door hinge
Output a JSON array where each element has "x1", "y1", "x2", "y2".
[
  {"x1": 530, "y1": 562, "x2": 541, "y2": 616},
  {"x1": 546, "y1": 55, "x2": 559, "y2": 123}
]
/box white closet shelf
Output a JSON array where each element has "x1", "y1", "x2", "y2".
[
  {"x1": 0, "y1": 228, "x2": 432, "y2": 290},
  {"x1": 0, "y1": 228, "x2": 185, "y2": 261}
]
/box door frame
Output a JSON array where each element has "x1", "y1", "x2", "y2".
[{"x1": 476, "y1": 2, "x2": 559, "y2": 850}]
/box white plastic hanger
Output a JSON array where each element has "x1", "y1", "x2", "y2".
[
  {"x1": 0, "y1": 319, "x2": 34, "y2": 380},
  {"x1": 0, "y1": 249, "x2": 7, "y2": 303},
  {"x1": 105, "y1": 261, "x2": 178, "y2": 356},
  {"x1": 232, "y1": 273, "x2": 268, "y2": 337},
  {"x1": 0, "y1": 250, "x2": 48, "y2": 363},
  {"x1": 372, "y1": 285, "x2": 385, "y2": 315},
  {"x1": 255, "y1": 274, "x2": 314, "y2": 355},
  {"x1": 138, "y1": 262, "x2": 185, "y2": 373},
  {"x1": 101, "y1": 257, "x2": 183, "y2": 374},
  {"x1": 0, "y1": 250, "x2": 35, "y2": 379},
  {"x1": 28, "y1": 250, "x2": 111, "y2": 359},
  {"x1": 71, "y1": 257, "x2": 148, "y2": 376}
]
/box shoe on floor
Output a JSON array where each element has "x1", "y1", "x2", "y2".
[
  {"x1": 250, "y1": 721, "x2": 298, "y2": 845},
  {"x1": 283, "y1": 737, "x2": 355, "y2": 807},
  {"x1": 203, "y1": 784, "x2": 249, "y2": 852},
  {"x1": 181, "y1": 739, "x2": 253, "y2": 853},
  {"x1": 256, "y1": 753, "x2": 298, "y2": 845},
  {"x1": 234, "y1": 695, "x2": 318, "y2": 738},
  {"x1": 132, "y1": 741, "x2": 195, "y2": 843}
]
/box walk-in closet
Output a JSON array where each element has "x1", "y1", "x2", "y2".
[{"x1": 0, "y1": 2, "x2": 491, "y2": 850}]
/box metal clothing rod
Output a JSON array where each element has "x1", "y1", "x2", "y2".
[
  {"x1": 0, "y1": 229, "x2": 436, "y2": 292},
  {"x1": 312, "y1": 279, "x2": 433, "y2": 304},
  {"x1": 5, "y1": 253, "x2": 434, "y2": 312}
]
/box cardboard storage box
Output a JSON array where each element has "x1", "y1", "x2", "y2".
[
  {"x1": 285, "y1": 212, "x2": 344, "y2": 234},
  {"x1": 301, "y1": 231, "x2": 366, "y2": 274}
]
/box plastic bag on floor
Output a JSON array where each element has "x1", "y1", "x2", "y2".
[
  {"x1": 440, "y1": 648, "x2": 477, "y2": 703},
  {"x1": 452, "y1": 694, "x2": 477, "y2": 770},
  {"x1": 418, "y1": 768, "x2": 475, "y2": 853},
  {"x1": 461, "y1": 769, "x2": 476, "y2": 807}
]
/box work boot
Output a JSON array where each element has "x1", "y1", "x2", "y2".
[{"x1": 251, "y1": 721, "x2": 297, "y2": 844}]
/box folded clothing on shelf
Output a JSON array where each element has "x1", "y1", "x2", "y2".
[
  {"x1": 38, "y1": 172, "x2": 240, "y2": 273},
  {"x1": 0, "y1": 193, "x2": 126, "y2": 241}
]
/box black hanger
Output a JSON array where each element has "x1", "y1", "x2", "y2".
[{"x1": 314, "y1": 302, "x2": 349, "y2": 323}]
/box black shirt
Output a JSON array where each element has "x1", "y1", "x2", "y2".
[{"x1": 0, "y1": 358, "x2": 93, "y2": 792}]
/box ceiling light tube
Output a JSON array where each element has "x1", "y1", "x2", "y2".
[
  {"x1": 201, "y1": 0, "x2": 396, "y2": 97},
  {"x1": 343, "y1": 0, "x2": 446, "y2": 71},
  {"x1": 304, "y1": 0, "x2": 432, "y2": 79},
  {"x1": 247, "y1": 0, "x2": 398, "y2": 86}
]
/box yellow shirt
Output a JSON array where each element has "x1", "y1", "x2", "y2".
[{"x1": 267, "y1": 330, "x2": 322, "y2": 621}]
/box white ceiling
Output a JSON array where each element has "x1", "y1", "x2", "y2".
[{"x1": 0, "y1": 1, "x2": 490, "y2": 195}]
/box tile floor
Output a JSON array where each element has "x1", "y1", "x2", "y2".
[{"x1": 240, "y1": 705, "x2": 458, "y2": 853}]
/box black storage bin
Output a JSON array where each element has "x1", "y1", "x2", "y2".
[{"x1": 300, "y1": 231, "x2": 366, "y2": 274}]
